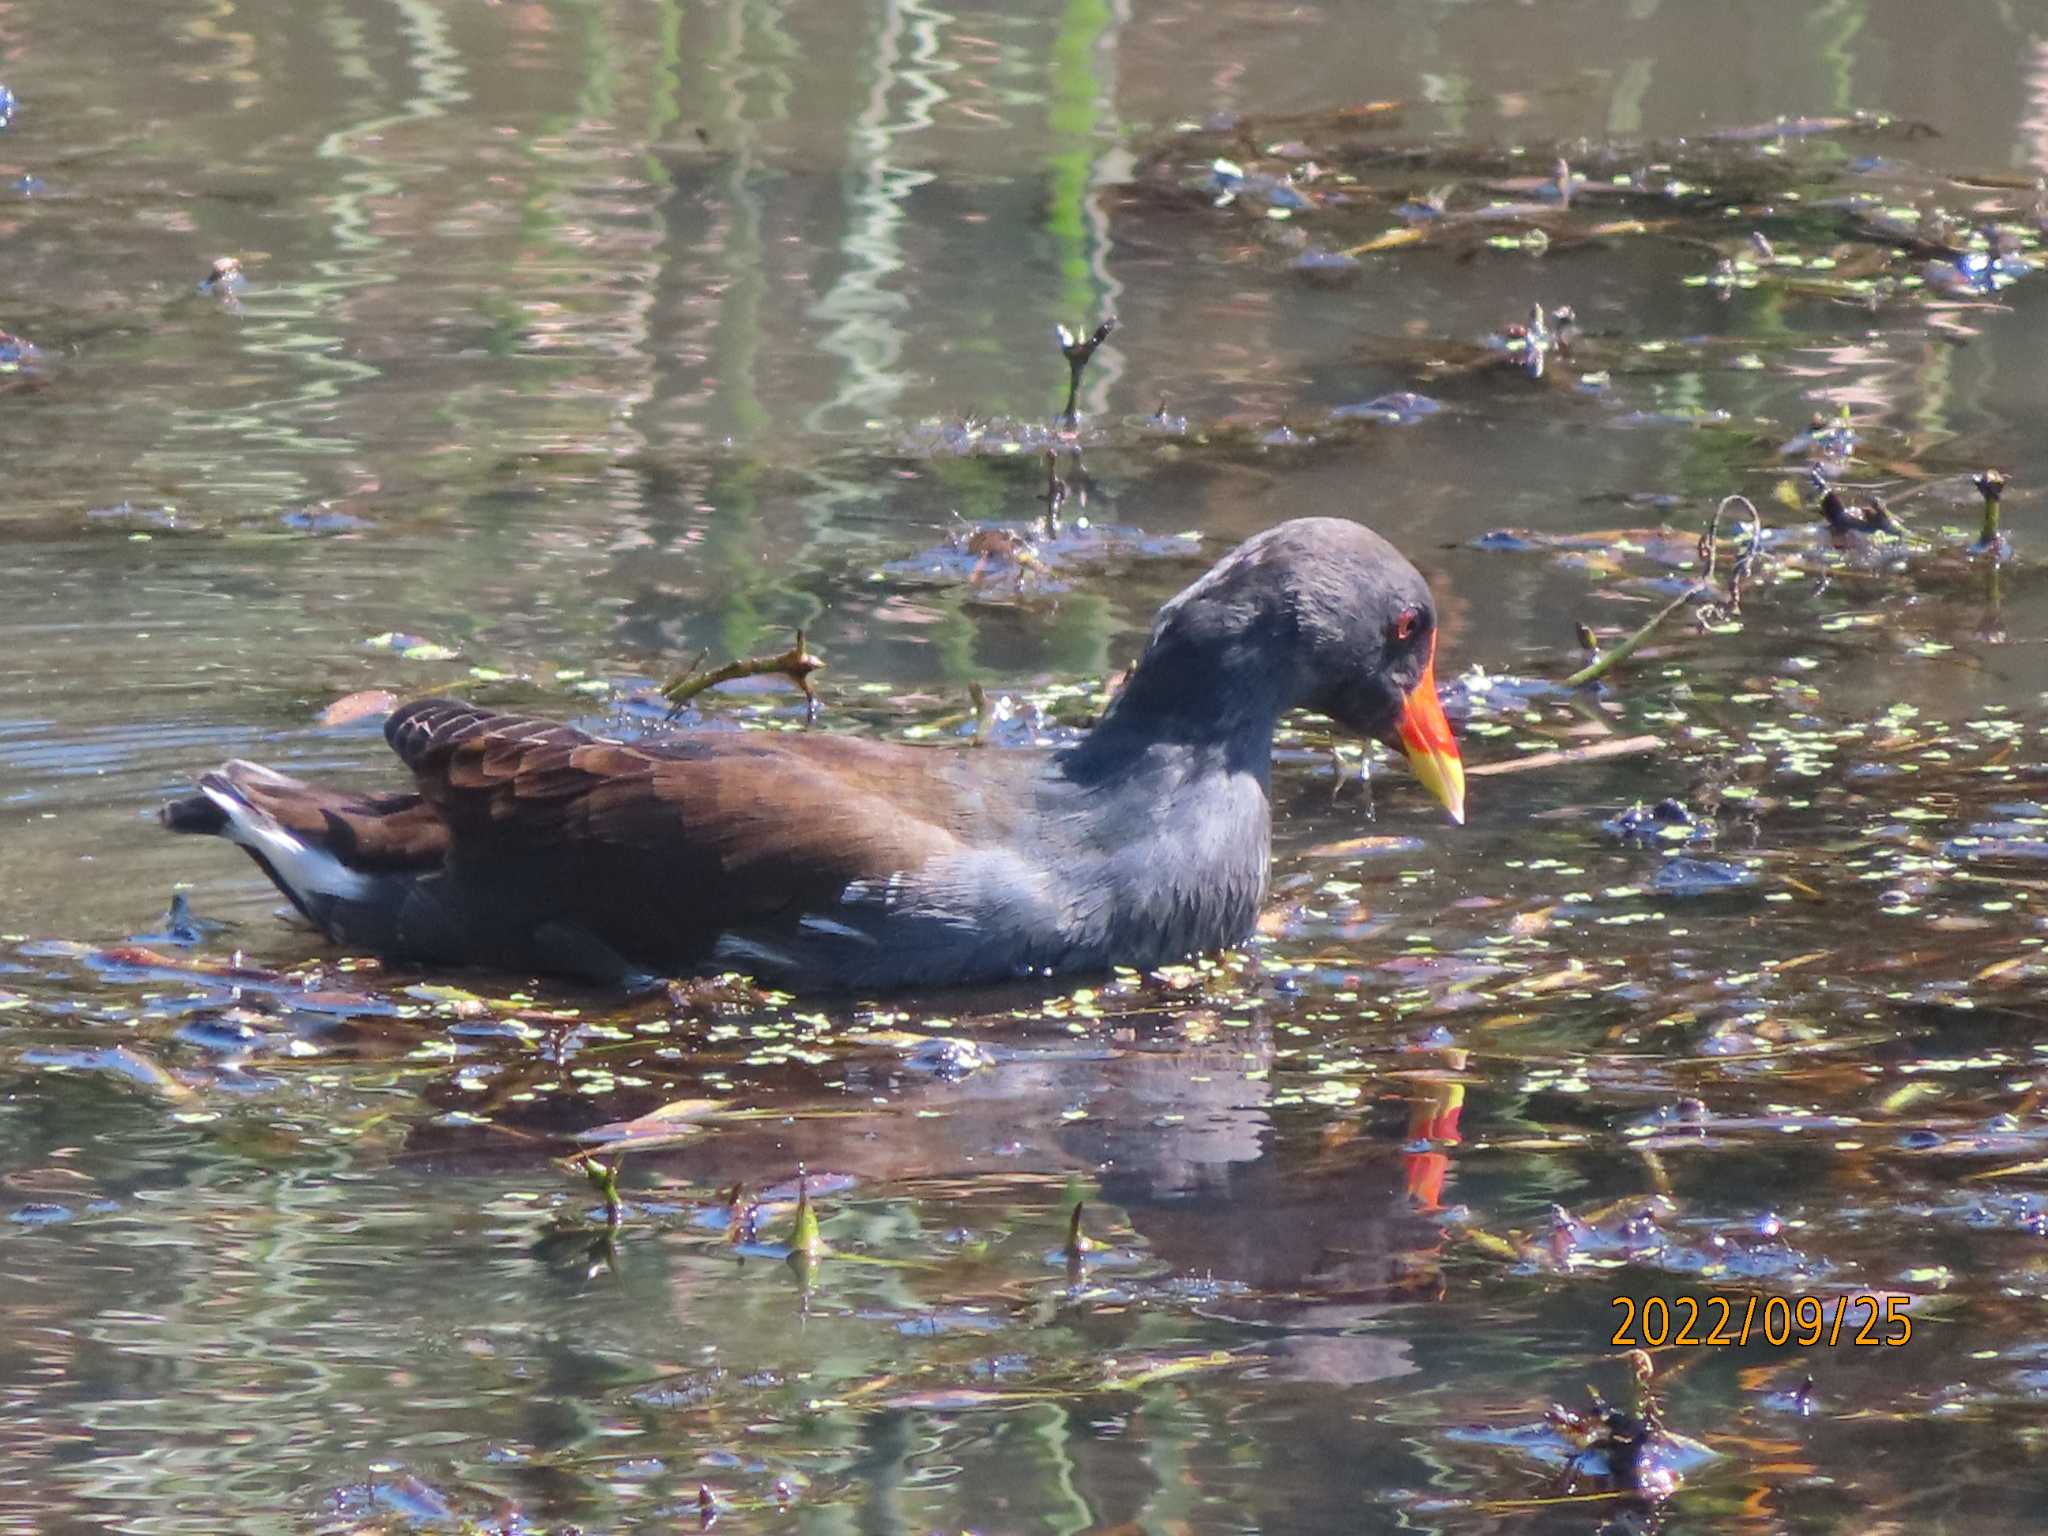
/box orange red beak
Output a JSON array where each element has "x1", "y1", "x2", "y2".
[{"x1": 1395, "y1": 638, "x2": 1465, "y2": 825}]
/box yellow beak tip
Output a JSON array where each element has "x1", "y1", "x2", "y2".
[{"x1": 1400, "y1": 744, "x2": 1467, "y2": 827}]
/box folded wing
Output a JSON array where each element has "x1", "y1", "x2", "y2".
[{"x1": 380, "y1": 698, "x2": 992, "y2": 977}]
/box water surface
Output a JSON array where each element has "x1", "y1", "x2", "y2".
[{"x1": 7, "y1": 1, "x2": 2048, "y2": 1532}]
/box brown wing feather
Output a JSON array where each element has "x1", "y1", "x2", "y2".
[
  {"x1": 320, "y1": 795, "x2": 450, "y2": 872},
  {"x1": 180, "y1": 764, "x2": 450, "y2": 875},
  {"x1": 381, "y1": 698, "x2": 989, "y2": 957}
]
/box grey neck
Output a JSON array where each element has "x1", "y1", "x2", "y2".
[{"x1": 1062, "y1": 628, "x2": 1297, "y2": 786}]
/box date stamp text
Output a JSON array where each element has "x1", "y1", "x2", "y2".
[{"x1": 1610, "y1": 1292, "x2": 1910, "y2": 1348}]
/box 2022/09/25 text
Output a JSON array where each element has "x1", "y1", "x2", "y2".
[{"x1": 1611, "y1": 1292, "x2": 1912, "y2": 1347}]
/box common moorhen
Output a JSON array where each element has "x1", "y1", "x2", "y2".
[{"x1": 162, "y1": 517, "x2": 1464, "y2": 990}]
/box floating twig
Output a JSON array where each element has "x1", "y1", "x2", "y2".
[
  {"x1": 662, "y1": 629, "x2": 823, "y2": 718},
  {"x1": 1565, "y1": 495, "x2": 1761, "y2": 687},
  {"x1": 1564, "y1": 587, "x2": 1703, "y2": 688},
  {"x1": 1467, "y1": 735, "x2": 1665, "y2": 777}
]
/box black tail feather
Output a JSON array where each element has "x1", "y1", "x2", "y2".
[{"x1": 161, "y1": 784, "x2": 229, "y2": 834}]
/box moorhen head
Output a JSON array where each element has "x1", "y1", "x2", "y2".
[{"x1": 162, "y1": 517, "x2": 1463, "y2": 992}]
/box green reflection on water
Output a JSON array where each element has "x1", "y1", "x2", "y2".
[
  {"x1": 8, "y1": 1, "x2": 2048, "y2": 1532},
  {"x1": 1045, "y1": 0, "x2": 1118, "y2": 415}
]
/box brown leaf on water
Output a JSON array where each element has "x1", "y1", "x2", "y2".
[
  {"x1": 1579, "y1": 218, "x2": 1662, "y2": 238},
  {"x1": 1477, "y1": 1012, "x2": 1541, "y2": 1031},
  {"x1": 572, "y1": 1097, "x2": 727, "y2": 1149},
  {"x1": 1973, "y1": 955, "x2": 2030, "y2": 983},
  {"x1": 1254, "y1": 906, "x2": 1294, "y2": 937},
  {"x1": 94, "y1": 1045, "x2": 197, "y2": 1103},
  {"x1": 883, "y1": 1388, "x2": 1033, "y2": 1411},
  {"x1": 1516, "y1": 962, "x2": 1596, "y2": 996},
  {"x1": 1305, "y1": 834, "x2": 1425, "y2": 858},
  {"x1": 1964, "y1": 1158, "x2": 2048, "y2": 1182},
  {"x1": 317, "y1": 689, "x2": 399, "y2": 728},
  {"x1": 1343, "y1": 227, "x2": 1428, "y2": 255},
  {"x1": 1768, "y1": 952, "x2": 1828, "y2": 973},
  {"x1": 92, "y1": 944, "x2": 288, "y2": 985},
  {"x1": 1462, "y1": 1227, "x2": 1523, "y2": 1261},
  {"x1": 1101, "y1": 1350, "x2": 1238, "y2": 1389},
  {"x1": 1267, "y1": 98, "x2": 1404, "y2": 125}
]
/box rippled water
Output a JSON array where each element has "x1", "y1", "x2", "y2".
[{"x1": 8, "y1": 1, "x2": 2048, "y2": 1532}]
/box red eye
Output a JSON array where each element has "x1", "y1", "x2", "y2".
[{"x1": 1393, "y1": 607, "x2": 1421, "y2": 642}]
